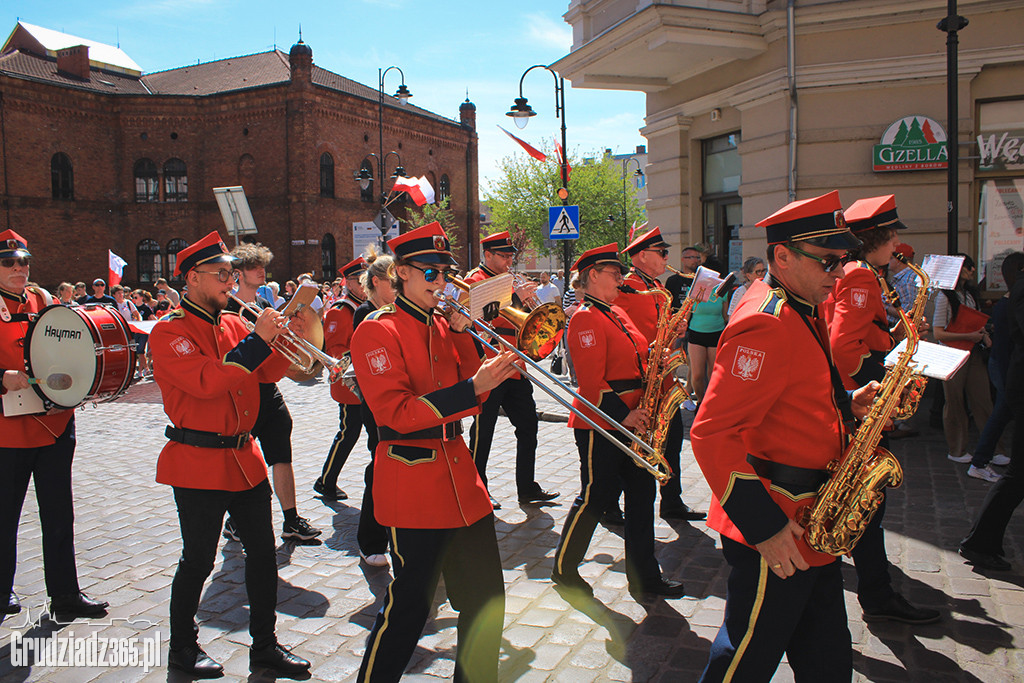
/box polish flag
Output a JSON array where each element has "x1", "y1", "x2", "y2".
[
  {"x1": 497, "y1": 125, "x2": 547, "y2": 162},
  {"x1": 554, "y1": 141, "x2": 572, "y2": 184},
  {"x1": 108, "y1": 250, "x2": 128, "y2": 287},
  {"x1": 628, "y1": 221, "x2": 648, "y2": 244},
  {"x1": 392, "y1": 176, "x2": 435, "y2": 206}
]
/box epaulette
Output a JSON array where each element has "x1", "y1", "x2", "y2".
[
  {"x1": 757, "y1": 288, "x2": 787, "y2": 317},
  {"x1": 850, "y1": 259, "x2": 872, "y2": 270},
  {"x1": 167, "y1": 308, "x2": 186, "y2": 319},
  {"x1": 366, "y1": 303, "x2": 396, "y2": 321}
]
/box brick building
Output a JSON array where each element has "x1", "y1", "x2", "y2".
[{"x1": 0, "y1": 21, "x2": 480, "y2": 289}]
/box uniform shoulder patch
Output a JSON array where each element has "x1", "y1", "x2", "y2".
[
  {"x1": 757, "y1": 287, "x2": 787, "y2": 317},
  {"x1": 366, "y1": 304, "x2": 396, "y2": 321},
  {"x1": 170, "y1": 336, "x2": 197, "y2": 357},
  {"x1": 731, "y1": 346, "x2": 765, "y2": 381}
]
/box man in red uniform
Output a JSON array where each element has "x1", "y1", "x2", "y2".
[
  {"x1": 825, "y1": 194, "x2": 940, "y2": 625},
  {"x1": 692, "y1": 191, "x2": 874, "y2": 680},
  {"x1": 1, "y1": 229, "x2": 108, "y2": 624},
  {"x1": 151, "y1": 231, "x2": 310, "y2": 678},
  {"x1": 315, "y1": 256, "x2": 368, "y2": 501},
  {"x1": 551, "y1": 243, "x2": 685, "y2": 601},
  {"x1": 465, "y1": 231, "x2": 557, "y2": 506},
  {"x1": 615, "y1": 227, "x2": 704, "y2": 521},
  {"x1": 351, "y1": 222, "x2": 519, "y2": 682}
]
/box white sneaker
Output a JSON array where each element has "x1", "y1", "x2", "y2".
[
  {"x1": 991, "y1": 454, "x2": 1011, "y2": 467},
  {"x1": 967, "y1": 465, "x2": 1001, "y2": 483},
  {"x1": 683, "y1": 399, "x2": 698, "y2": 412},
  {"x1": 360, "y1": 551, "x2": 389, "y2": 568},
  {"x1": 948, "y1": 453, "x2": 973, "y2": 464}
]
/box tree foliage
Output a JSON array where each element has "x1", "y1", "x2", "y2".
[
  {"x1": 405, "y1": 195, "x2": 460, "y2": 251},
  {"x1": 484, "y1": 148, "x2": 645, "y2": 270}
]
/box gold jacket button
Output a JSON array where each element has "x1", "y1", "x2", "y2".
[
  {"x1": 453, "y1": 457, "x2": 459, "y2": 464},
  {"x1": 244, "y1": 410, "x2": 250, "y2": 416},
  {"x1": 237, "y1": 390, "x2": 243, "y2": 395},
  {"x1": 437, "y1": 381, "x2": 442, "y2": 386}
]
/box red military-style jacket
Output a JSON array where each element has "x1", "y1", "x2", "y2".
[
  {"x1": 825, "y1": 261, "x2": 892, "y2": 390},
  {"x1": 464, "y1": 265, "x2": 519, "y2": 350},
  {"x1": 690, "y1": 277, "x2": 847, "y2": 567},
  {"x1": 615, "y1": 268, "x2": 667, "y2": 343},
  {"x1": 324, "y1": 295, "x2": 362, "y2": 404},
  {"x1": 350, "y1": 295, "x2": 491, "y2": 529},
  {"x1": 0, "y1": 286, "x2": 73, "y2": 447},
  {"x1": 151, "y1": 297, "x2": 291, "y2": 491},
  {"x1": 566, "y1": 294, "x2": 648, "y2": 432}
]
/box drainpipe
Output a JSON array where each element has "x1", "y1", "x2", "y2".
[{"x1": 787, "y1": 0, "x2": 797, "y2": 202}]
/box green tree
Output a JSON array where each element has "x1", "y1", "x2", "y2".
[
  {"x1": 405, "y1": 195, "x2": 460, "y2": 252},
  {"x1": 484, "y1": 148, "x2": 645, "y2": 271}
]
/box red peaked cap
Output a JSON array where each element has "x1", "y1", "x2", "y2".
[
  {"x1": 893, "y1": 242, "x2": 915, "y2": 261},
  {"x1": 844, "y1": 194, "x2": 907, "y2": 234},
  {"x1": 388, "y1": 221, "x2": 457, "y2": 265},
  {"x1": 0, "y1": 229, "x2": 31, "y2": 259},
  {"x1": 174, "y1": 231, "x2": 239, "y2": 277},
  {"x1": 756, "y1": 190, "x2": 861, "y2": 250},
  {"x1": 338, "y1": 257, "x2": 368, "y2": 278},
  {"x1": 572, "y1": 242, "x2": 628, "y2": 275},
  {"x1": 481, "y1": 230, "x2": 516, "y2": 253},
  {"x1": 622, "y1": 226, "x2": 670, "y2": 256}
]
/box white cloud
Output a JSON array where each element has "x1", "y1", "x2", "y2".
[{"x1": 525, "y1": 12, "x2": 571, "y2": 51}]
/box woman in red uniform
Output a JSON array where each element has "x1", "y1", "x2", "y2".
[
  {"x1": 551, "y1": 243, "x2": 685, "y2": 601},
  {"x1": 351, "y1": 222, "x2": 519, "y2": 683}
]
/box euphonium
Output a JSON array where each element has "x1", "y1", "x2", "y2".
[{"x1": 800, "y1": 267, "x2": 928, "y2": 555}]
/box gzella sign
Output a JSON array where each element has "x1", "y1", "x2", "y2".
[{"x1": 872, "y1": 115, "x2": 948, "y2": 172}]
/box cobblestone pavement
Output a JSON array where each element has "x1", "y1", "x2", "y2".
[{"x1": 1, "y1": 371, "x2": 1023, "y2": 682}]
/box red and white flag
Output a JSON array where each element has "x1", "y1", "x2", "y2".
[
  {"x1": 392, "y1": 176, "x2": 435, "y2": 206},
  {"x1": 554, "y1": 140, "x2": 572, "y2": 184},
  {"x1": 497, "y1": 125, "x2": 547, "y2": 162},
  {"x1": 108, "y1": 250, "x2": 127, "y2": 287}
]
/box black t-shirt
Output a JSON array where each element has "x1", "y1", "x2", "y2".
[
  {"x1": 84, "y1": 294, "x2": 117, "y2": 306},
  {"x1": 137, "y1": 303, "x2": 154, "y2": 321}
]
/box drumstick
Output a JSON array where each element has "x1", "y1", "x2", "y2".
[{"x1": 28, "y1": 373, "x2": 74, "y2": 390}]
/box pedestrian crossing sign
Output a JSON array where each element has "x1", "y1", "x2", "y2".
[{"x1": 548, "y1": 205, "x2": 580, "y2": 240}]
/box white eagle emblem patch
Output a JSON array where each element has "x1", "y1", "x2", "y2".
[
  {"x1": 171, "y1": 336, "x2": 196, "y2": 357},
  {"x1": 579, "y1": 329, "x2": 596, "y2": 348},
  {"x1": 732, "y1": 346, "x2": 764, "y2": 381},
  {"x1": 851, "y1": 288, "x2": 869, "y2": 309},
  {"x1": 327, "y1": 321, "x2": 337, "y2": 334},
  {"x1": 366, "y1": 348, "x2": 392, "y2": 375}
]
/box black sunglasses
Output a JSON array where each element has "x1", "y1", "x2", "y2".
[
  {"x1": 408, "y1": 263, "x2": 455, "y2": 283},
  {"x1": 644, "y1": 248, "x2": 670, "y2": 258},
  {"x1": 786, "y1": 244, "x2": 847, "y2": 273},
  {"x1": 0, "y1": 257, "x2": 30, "y2": 268}
]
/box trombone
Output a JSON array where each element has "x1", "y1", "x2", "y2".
[
  {"x1": 228, "y1": 294, "x2": 349, "y2": 383},
  {"x1": 436, "y1": 291, "x2": 668, "y2": 481}
]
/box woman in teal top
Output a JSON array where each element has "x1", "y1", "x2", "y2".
[{"x1": 686, "y1": 291, "x2": 728, "y2": 411}]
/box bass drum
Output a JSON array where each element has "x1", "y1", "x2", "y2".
[{"x1": 24, "y1": 304, "x2": 137, "y2": 409}]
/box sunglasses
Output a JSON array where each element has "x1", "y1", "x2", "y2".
[
  {"x1": 408, "y1": 263, "x2": 455, "y2": 283},
  {"x1": 194, "y1": 269, "x2": 234, "y2": 283},
  {"x1": 786, "y1": 244, "x2": 847, "y2": 273},
  {"x1": 644, "y1": 248, "x2": 669, "y2": 258},
  {"x1": 0, "y1": 257, "x2": 30, "y2": 268}
]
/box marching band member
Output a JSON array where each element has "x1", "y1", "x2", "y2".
[
  {"x1": 465, "y1": 231, "x2": 557, "y2": 507},
  {"x1": 0, "y1": 229, "x2": 108, "y2": 624},
  {"x1": 691, "y1": 191, "x2": 869, "y2": 680},
  {"x1": 616, "y1": 227, "x2": 705, "y2": 522},
  {"x1": 151, "y1": 232, "x2": 310, "y2": 677},
  {"x1": 351, "y1": 222, "x2": 518, "y2": 682},
  {"x1": 551, "y1": 243, "x2": 685, "y2": 600},
  {"x1": 825, "y1": 195, "x2": 939, "y2": 625},
  {"x1": 314, "y1": 257, "x2": 368, "y2": 501}
]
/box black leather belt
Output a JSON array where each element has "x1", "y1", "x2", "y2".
[
  {"x1": 378, "y1": 422, "x2": 463, "y2": 442},
  {"x1": 746, "y1": 454, "x2": 830, "y2": 490},
  {"x1": 165, "y1": 426, "x2": 250, "y2": 449},
  {"x1": 607, "y1": 379, "x2": 642, "y2": 392}
]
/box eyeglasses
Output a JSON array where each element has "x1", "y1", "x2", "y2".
[
  {"x1": 644, "y1": 248, "x2": 669, "y2": 258},
  {"x1": 0, "y1": 257, "x2": 30, "y2": 268},
  {"x1": 753, "y1": 268, "x2": 767, "y2": 276},
  {"x1": 786, "y1": 244, "x2": 847, "y2": 273},
  {"x1": 193, "y1": 269, "x2": 234, "y2": 283},
  {"x1": 596, "y1": 266, "x2": 624, "y2": 281},
  {"x1": 407, "y1": 263, "x2": 455, "y2": 283}
]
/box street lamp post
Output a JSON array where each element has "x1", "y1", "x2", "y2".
[
  {"x1": 507, "y1": 65, "x2": 571, "y2": 288},
  {"x1": 619, "y1": 157, "x2": 644, "y2": 245},
  {"x1": 354, "y1": 66, "x2": 412, "y2": 252}
]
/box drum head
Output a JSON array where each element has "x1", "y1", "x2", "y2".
[{"x1": 25, "y1": 305, "x2": 97, "y2": 408}]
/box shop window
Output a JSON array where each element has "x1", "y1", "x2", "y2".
[
  {"x1": 51, "y1": 152, "x2": 74, "y2": 200},
  {"x1": 137, "y1": 239, "x2": 162, "y2": 283},
  {"x1": 163, "y1": 158, "x2": 188, "y2": 202},
  {"x1": 321, "y1": 233, "x2": 336, "y2": 281},
  {"x1": 977, "y1": 99, "x2": 1024, "y2": 292},
  {"x1": 439, "y1": 174, "x2": 450, "y2": 202},
  {"x1": 134, "y1": 158, "x2": 158, "y2": 202},
  {"x1": 320, "y1": 153, "x2": 335, "y2": 198},
  {"x1": 701, "y1": 133, "x2": 742, "y2": 272},
  {"x1": 166, "y1": 238, "x2": 188, "y2": 282}
]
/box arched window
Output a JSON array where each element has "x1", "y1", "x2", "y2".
[
  {"x1": 51, "y1": 152, "x2": 74, "y2": 200},
  {"x1": 166, "y1": 238, "x2": 188, "y2": 282},
  {"x1": 134, "y1": 158, "x2": 158, "y2": 202},
  {"x1": 163, "y1": 158, "x2": 188, "y2": 202},
  {"x1": 438, "y1": 174, "x2": 451, "y2": 203},
  {"x1": 137, "y1": 239, "x2": 162, "y2": 283},
  {"x1": 359, "y1": 158, "x2": 374, "y2": 202},
  {"x1": 320, "y1": 153, "x2": 335, "y2": 198},
  {"x1": 321, "y1": 233, "x2": 336, "y2": 281}
]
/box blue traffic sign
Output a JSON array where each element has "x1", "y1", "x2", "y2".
[{"x1": 548, "y1": 205, "x2": 580, "y2": 240}]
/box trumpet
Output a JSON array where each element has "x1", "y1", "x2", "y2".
[
  {"x1": 436, "y1": 291, "x2": 664, "y2": 479},
  {"x1": 228, "y1": 294, "x2": 349, "y2": 383}
]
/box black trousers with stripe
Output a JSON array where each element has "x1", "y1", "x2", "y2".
[
  {"x1": 357, "y1": 514, "x2": 504, "y2": 683},
  {"x1": 357, "y1": 403, "x2": 388, "y2": 555},
  {"x1": 553, "y1": 429, "x2": 660, "y2": 589},
  {"x1": 469, "y1": 374, "x2": 539, "y2": 494},
  {"x1": 700, "y1": 537, "x2": 851, "y2": 682},
  {"x1": 319, "y1": 403, "x2": 364, "y2": 490}
]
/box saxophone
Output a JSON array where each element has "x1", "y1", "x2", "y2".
[
  {"x1": 891, "y1": 254, "x2": 931, "y2": 420},
  {"x1": 801, "y1": 261, "x2": 929, "y2": 556}
]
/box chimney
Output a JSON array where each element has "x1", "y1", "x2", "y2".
[
  {"x1": 636, "y1": 145, "x2": 646, "y2": 154},
  {"x1": 57, "y1": 45, "x2": 90, "y2": 80}
]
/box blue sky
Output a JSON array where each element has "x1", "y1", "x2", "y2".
[{"x1": 4, "y1": 0, "x2": 647, "y2": 193}]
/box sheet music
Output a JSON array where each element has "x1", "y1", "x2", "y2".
[
  {"x1": 2, "y1": 387, "x2": 46, "y2": 416},
  {"x1": 920, "y1": 254, "x2": 965, "y2": 290},
  {"x1": 884, "y1": 339, "x2": 970, "y2": 381},
  {"x1": 688, "y1": 266, "x2": 724, "y2": 303},
  {"x1": 465, "y1": 273, "x2": 513, "y2": 321}
]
